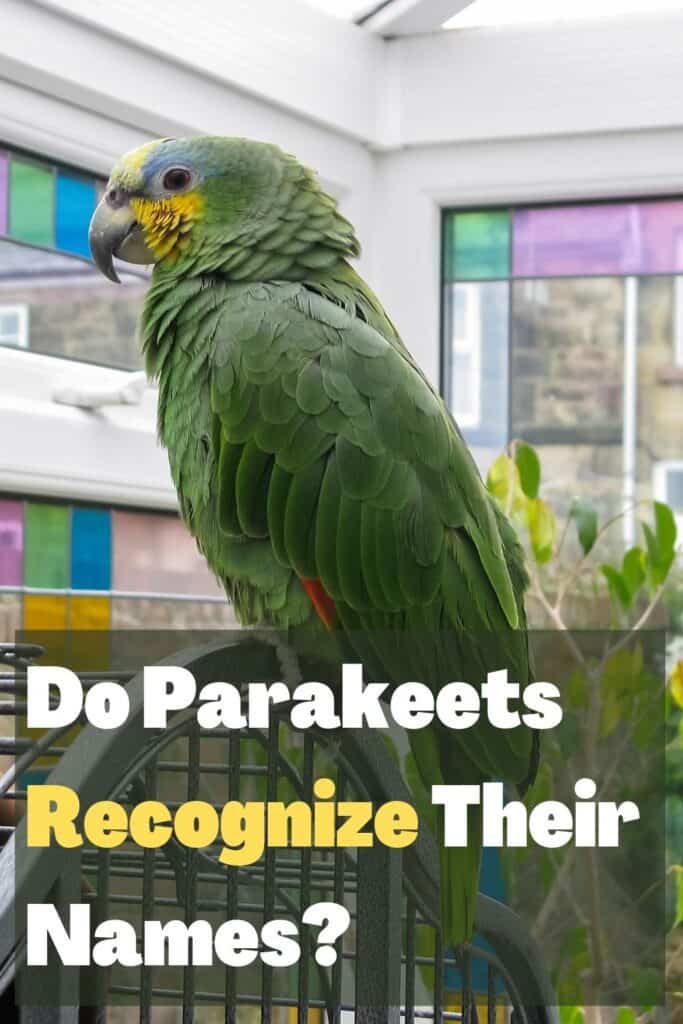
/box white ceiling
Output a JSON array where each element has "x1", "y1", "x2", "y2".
[
  {"x1": 444, "y1": 0, "x2": 683, "y2": 30},
  {"x1": 302, "y1": 0, "x2": 475, "y2": 32},
  {"x1": 300, "y1": 0, "x2": 379, "y2": 19}
]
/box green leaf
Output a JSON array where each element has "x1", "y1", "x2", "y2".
[
  {"x1": 626, "y1": 966, "x2": 661, "y2": 1009},
  {"x1": 486, "y1": 454, "x2": 526, "y2": 519},
  {"x1": 655, "y1": 499, "x2": 677, "y2": 555},
  {"x1": 526, "y1": 498, "x2": 556, "y2": 564},
  {"x1": 671, "y1": 661, "x2": 683, "y2": 709},
  {"x1": 570, "y1": 499, "x2": 598, "y2": 556},
  {"x1": 674, "y1": 864, "x2": 683, "y2": 928},
  {"x1": 622, "y1": 546, "x2": 646, "y2": 600},
  {"x1": 566, "y1": 669, "x2": 588, "y2": 710},
  {"x1": 641, "y1": 502, "x2": 678, "y2": 586},
  {"x1": 559, "y1": 1007, "x2": 584, "y2": 1024},
  {"x1": 615, "y1": 1008, "x2": 636, "y2": 1024},
  {"x1": 600, "y1": 686, "x2": 622, "y2": 738},
  {"x1": 601, "y1": 564, "x2": 631, "y2": 610},
  {"x1": 515, "y1": 442, "x2": 541, "y2": 499}
]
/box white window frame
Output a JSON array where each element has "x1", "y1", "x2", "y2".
[
  {"x1": 653, "y1": 460, "x2": 683, "y2": 534},
  {"x1": 450, "y1": 282, "x2": 482, "y2": 430},
  {"x1": 674, "y1": 276, "x2": 683, "y2": 367},
  {"x1": 0, "y1": 304, "x2": 29, "y2": 349}
]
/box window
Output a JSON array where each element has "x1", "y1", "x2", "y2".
[
  {"x1": 0, "y1": 145, "x2": 147, "y2": 370},
  {"x1": 449, "y1": 284, "x2": 482, "y2": 429},
  {"x1": 0, "y1": 304, "x2": 28, "y2": 349},
  {"x1": 0, "y1": 498, "x2": 235, "y2": 639},
  {"x1": 442, "y1": 197, "x2": 683, "y2": 517}
]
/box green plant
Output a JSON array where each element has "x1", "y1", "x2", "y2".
[{"x1": 486, "y1": 440, "x2": 682, "y2": 1019}]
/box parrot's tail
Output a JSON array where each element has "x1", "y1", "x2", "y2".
[{"x1": 438, "y1": 805, "x2": 483, "y2": 948}]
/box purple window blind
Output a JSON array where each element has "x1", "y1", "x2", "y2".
[{"x1": 513, "y1": 200, "x2": 683, "y2": 277}]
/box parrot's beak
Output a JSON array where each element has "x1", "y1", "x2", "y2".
[{"x1": 89, "y1": 195, "x2": 154, "y2": 283}]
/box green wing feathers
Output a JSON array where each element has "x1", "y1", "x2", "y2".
[{"x1": 199, "y1": 275, "x2": 533, "y2": 945}]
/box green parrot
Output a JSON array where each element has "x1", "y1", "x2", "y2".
[{"x1": 89, "y1": 136, "x2": 537, "y2": 946}]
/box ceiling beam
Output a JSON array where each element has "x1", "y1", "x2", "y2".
[{"x1": 363, "y1": 0, "x2": 476, "y2": 36}]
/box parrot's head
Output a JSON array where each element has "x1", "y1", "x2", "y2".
[{"x1": 89, "y1": 136, "x2": 358, "y2": 282}]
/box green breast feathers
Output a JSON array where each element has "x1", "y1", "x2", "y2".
[{"x1": 141, "y1": 272, "x2": 525, "y2": 640}]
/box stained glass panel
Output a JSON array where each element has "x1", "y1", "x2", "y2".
[
  {"x1": 23, "y1": 594, "x2": 68, "y2": 630},
  {"x1": 56, "y1": 173, "x2": 96, "y2": 259},
  {"x1": 70, "y1": 595, "x2": 111, "y2": 630},
  {"x1": 513, "y1": 200, "x2": 683, "y2": 278},
  {"x1": 0, "y1": 500, "x2": 23, "y2": 586},
  {"x1": 24, "y1": 503, "x2": 69, "y2": 589},
  {"x1": 112, "y1": 510, "x2": 223, "y2": 596},
  {"x1": 0, "y1": 153, "x2": 8, "y2": 235},
  {"x1": 71, "y1": 507, "x2": 111, "y2": 590},
  {"x1": 9, "y1": 159, "x2": 54, "y2": 248},
  {"x1": 445, "y1": 211, "x2": 510, "y2": 281}
]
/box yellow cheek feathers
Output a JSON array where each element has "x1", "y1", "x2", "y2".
[{"x1": 131, "y1": 192, "x2": 204, "y2": 263}]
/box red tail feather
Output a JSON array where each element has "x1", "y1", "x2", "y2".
[{"x1": 301, "y1": 578, "x2": 337, "y2": 630}]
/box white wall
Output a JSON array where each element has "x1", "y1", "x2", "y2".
[{"x1": 393, "y1": 11, "x2": 683, "y2": 146}]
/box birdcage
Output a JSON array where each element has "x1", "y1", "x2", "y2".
[{"x1": 0, "y1": 638, "x2": 557, "y2": 1024}]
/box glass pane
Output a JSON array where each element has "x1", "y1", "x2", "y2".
[
  {"x1": 0, "y1": 153, "x2": 8, "y2": 235},
  {"x1": 445, "y1": 211, "x2": 510, "y2": 281},
  {"x1": 637, "y1": 276, "x2": 683, "y2": 494},
  {"x1": 0, "y1": 239, "x2": 145, "y2": 369},
  {"x1": 56, "y1": 173, "x2": 96, "y2": 259},
  {"x1": 23, "y1": 594, "x2": 68, "y2": 630},
  {"x1": 513, "y1": 200, "x2": 683, "y2": 278},
  {"x1": 511, "y1": 277, "x2": 624, "y2": 515},
  {"x1": 0, "y1": 594, "x2": 22, "y2": 643},
  {"x1": 0, "y1": 500, "x2": 23, "y2": 586},
  {"x1": 70, "y1": 595, "x2": 111, "y2": 629},
  {"x1": 9, "y1": 159, "x2": 54, "y2": 248},
  {"x1": 112, "y1": 510, "x2": 224, "y2": 596},
  {"x1": 443, "y1": 281, "x2": 509, "y2": 450},
  {"x1": 71, "y1": 508, "x2": 111, "y2": 590},
  {"x1": 24, "y1": 503, "x2": 69, "y2": 589},
  {"x1": 111, "y1": 597, "x2": 236, "y2": 629}
]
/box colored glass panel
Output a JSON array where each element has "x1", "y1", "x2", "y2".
[
  {"x1": 446, "y1": 211, "x2": 510, "y2": 281},
  {"x1": 9, "y1": 159, "x2": 54, "y2": 247},
  {"x1": 23, "y1": 594, "x2": 68, "y2": 630},
  {"x1": 112, "y1": 511, "x2": 223, "y2": 596},
  {"x1": 56, "y1": 173, "x2": 96, "y2": 258},
  {"x1": 70, "y1": 595, "x2": 111, "y2": 630},
  {"x1": 0, "y1": 152, "x2": 8, "y2": 234},
  {"x1": 513, "y1": 200, "x2": 683, "y2": 278},
  {"x1": 24, "y1": 504, "x2": 69, "y2": 589},
  {"x1": 0, "y1": 500, "x2": 23, "y2": 586},
  {"x1": 71, "y1": 507, "x2": 111, "y2": 590}
]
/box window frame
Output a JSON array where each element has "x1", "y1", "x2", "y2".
[
  {"x1": 440, "y1": 193, "x2": 683, "y2": 448},
  {"x1": 674, "y1": 275, "x2": 683, "y2": 367}
]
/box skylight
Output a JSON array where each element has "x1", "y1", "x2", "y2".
[{"x1": 444, "y1": 0, "x2": 683, "y2": 30}]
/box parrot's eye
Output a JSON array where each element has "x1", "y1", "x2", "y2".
[{"x1": 162, "y1": 167, "x2": 192, "y2": 192}]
